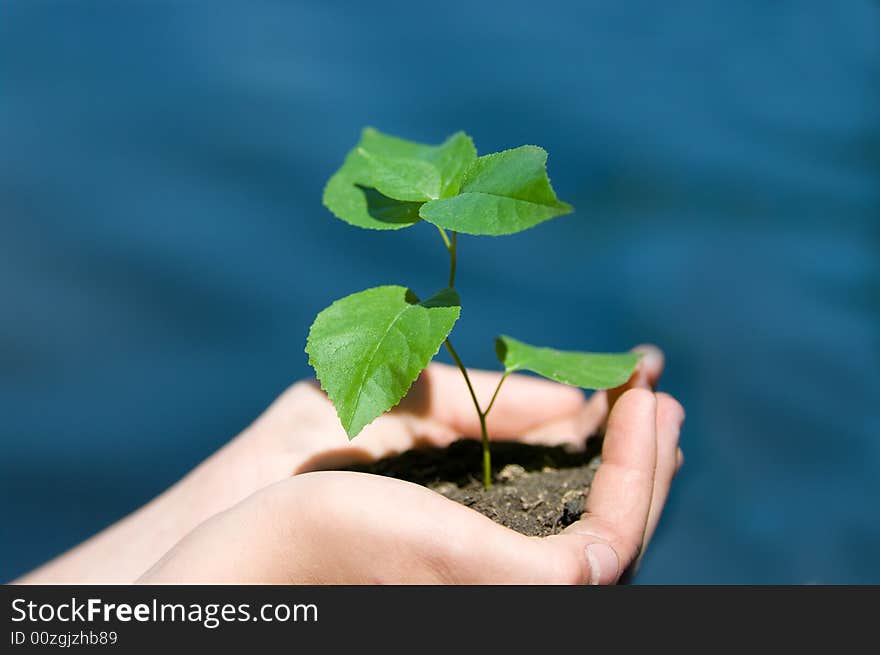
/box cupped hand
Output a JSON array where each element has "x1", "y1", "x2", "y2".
[
  {"x1": 139, "y1": 381, "x2": 684, "y2": 584},
  {"x1": 197, "y1": 345, "x2": 667, "y2": 513},
  {"x1": 20, "y1": 344, "x2": 680, "y2": 584},
  {"x1": 138, "y1": 345, "x2": 682, "y2": 584}
]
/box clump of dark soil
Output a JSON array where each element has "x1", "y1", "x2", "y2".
[{"x1": 346, "y1": 438, "x2": 603, "y2": 537}]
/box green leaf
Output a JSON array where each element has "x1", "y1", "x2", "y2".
[
  {"x1": 306, "y1": 285, "x2": 461, "y2": 438},
  {"x1": 495, "y1": 335, "x2": 641, "y2": 389},
  {"x1": 322, "y1": 128, "x2": 476, "y2": 228},
  {"x1": 419, "y1": 145, "x2": 573, "y2": 235},
  {"x1": 322, "y1": 149, "x2": 423, "y2": 230},
  {"x1": 360, "y1": 127, "x2": 477, "y2": 199},
  {"x1": 358, "y1": 149, "x2": 442, "y2": 202},
  {"x1": 356, "y1": 128, "x2": 477, "y2": 202}
]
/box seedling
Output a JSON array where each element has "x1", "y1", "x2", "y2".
[{"x1": 307, "y1": 128, "x2": 640, "y2": 489}]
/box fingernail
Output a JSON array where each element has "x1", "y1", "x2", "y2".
[
  {"x1": 634, "y1": 344, "x2": 661, "y2": 364},
  {"x1": 585, "y1": 543, "x2": 620, "y2": 585}
]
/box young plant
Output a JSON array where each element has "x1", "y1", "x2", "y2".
[{"x1": 306, "y1": 128, "x2": 640, "y2": 489}]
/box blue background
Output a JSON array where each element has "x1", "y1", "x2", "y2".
[{"x1": 2, "y1": 1, "x2": 878, "y2": 583}]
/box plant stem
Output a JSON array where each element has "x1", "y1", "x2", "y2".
[
  {"x1": 435, "y1": 226, "x2": 458, "y2": 288},
  {"x1": 443, "y1": 338, "x2": 492, "y2": 489},
  {"x1": 448, "y1": 230, "x2": 457, "y2": 288},
  {"x1": 478, "y1": 411, "x2": 491, "y2": 491},
  {"x1": 436, "y1": 225, "x2": 452, "y2": 250},
  {"x1": 437, "y1": 228, "x2": 500, "y2": 489},
  {"x1": 483, "y1": 371, "x2": 509, "y2": 416},
  {"x1": 443, "y1": 339, "x2": 482, "y2": 418}
]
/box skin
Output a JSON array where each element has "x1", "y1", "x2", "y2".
[{"x1": 15, "y1": 345, "x2": 683, "y2": 585}]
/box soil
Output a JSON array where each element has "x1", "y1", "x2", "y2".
[{"x1": 345, "y1": 437, "x2": 603, "y2": 537}]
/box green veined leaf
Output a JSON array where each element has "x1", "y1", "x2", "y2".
[
  {"x1": 495, "y1": 335, "x2": 640, "y2": 389},
  {"x1": 306, "y1": 286, "x2": 461, "y2": 438},
  {"x1": 322, "y1": 128, "x2": 476, "y2": 228},
  {"x1": 358, "y1": 149, "x2": 442, "y2": 202},
  {"x1": 322, "y1": 149, "x2": 423, "y2": 230},
  {"x1": 419, "y1": 145, "x2": 573, "y2": 235},
  {"x1": 359, "y1": 127, "x2": 477, "y2": 200}
]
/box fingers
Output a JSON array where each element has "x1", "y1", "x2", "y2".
[
  {"x1": 605, "y1": 344, "x2": 664, "y2": 410},
  {"x1": 519, "y1": 344, "x2": 663, "y2": 446},
  {"x1": 524, "y1": 344, "x2": 664, "y2": 443},
  {"x1": 552, "y1": 388, "x2": 660, "y2": 584},
  {"x1": 415, "y1": 344, "x2": 663, "y2": 443},
  {"x1": 418, "y1": 363, "x2": 587, "y2": 440},
  {"x1": 640, "y1": 393, "x2": 685, "y2": 550},
  {"x1": 517, "y1": 391, "x2": 608, "y2": 446}
]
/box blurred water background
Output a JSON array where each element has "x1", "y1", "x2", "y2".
[{"x1": 2, "y1": 1, "x2": 878, "y2": 583}]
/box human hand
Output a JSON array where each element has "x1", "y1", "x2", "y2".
[
  {"x1": 138, "y1": 379, "x2": 684, "y2": 584},
  {"x1": 187, "y1": 344, "x2": 671, "y2": 519},
  {"x1": 19, "y1": 344, "x2": 678, "y2": 584}
]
